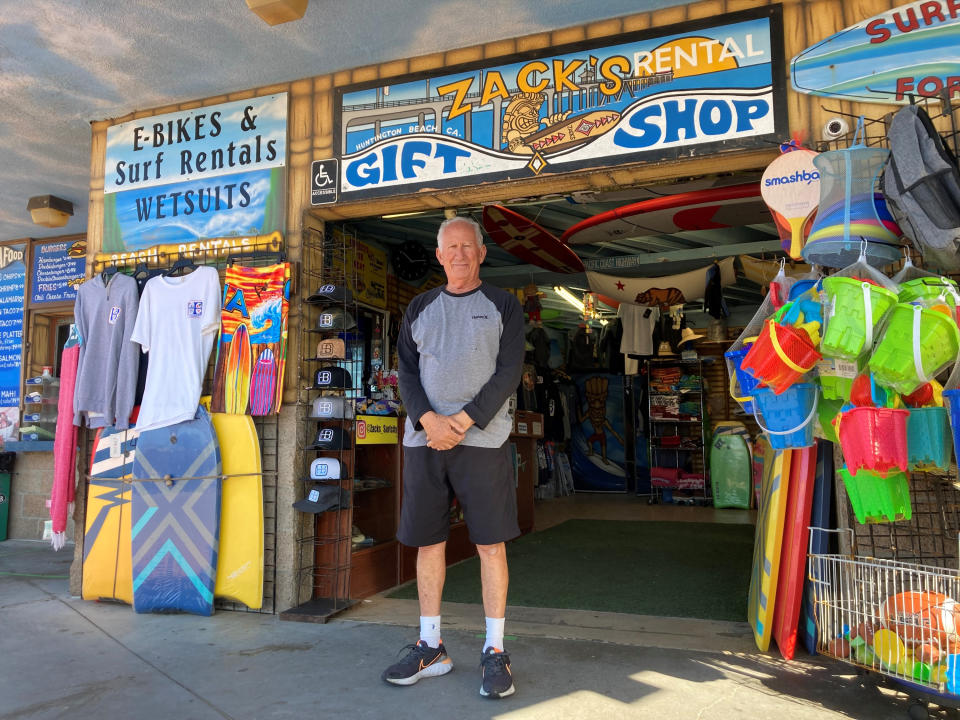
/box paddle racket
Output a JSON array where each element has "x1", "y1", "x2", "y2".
[{"x1": 760, "y1": 148, "x2": 821, "y2": 260}]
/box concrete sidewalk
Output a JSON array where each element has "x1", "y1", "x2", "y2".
[{"x1": 0, "y1": 540, "x2": 939, "y2": 719}]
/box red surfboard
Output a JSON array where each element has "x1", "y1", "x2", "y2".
[
  {"x1": 482, "y1": 205, "x2": 584, "y2": 274},
  {"x1": 772, "y1": 442, "x2": 818, "y2": 661},
  {"x1": 560, "y1": 184, "x2": 769, "y2": 245}
]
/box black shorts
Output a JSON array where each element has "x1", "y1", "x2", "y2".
[{"x1": 398, "y1": 442, "x2": 520, "y2": 547}]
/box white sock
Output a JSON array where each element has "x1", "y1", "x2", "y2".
[
  {"x1": 420, "y1": 615, "x2": 442, "y2": 648},
  {"x1": 484, "y1": 616, "x2": 505, "y2": 653}
]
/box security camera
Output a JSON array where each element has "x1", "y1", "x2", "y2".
[{"x1": 822, "y1": 117, "x2": 849, "y2": 141}]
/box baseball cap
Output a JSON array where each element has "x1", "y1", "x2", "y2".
[
  {"x1": 316, "y1": 337, "x2": 347, "y2": 359},
  {"x1": 306, "y1": 284, "x2": 354, "y2": 304},
  {"x1": 308, "y1": 426, "x2": 353, "y2": 450},
  {"x1": 312, "y1": 366, "x2": 352, "y2": 389},
  {"x1": 316, "y1": 307, "x2": 357, "y2": 331},
  {"x1": 293, "y1": 484, "x2": 350, "y2": 514},
  {"x1": 308, "y1": 457, "x2": 341, "y2": 480},
  {"x1": 310, "y1": 395, "x2": 354, "y2": 419}
]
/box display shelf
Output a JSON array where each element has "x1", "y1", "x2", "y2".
[{"x1": 646, "y1": 357, "x2": 710, "y2": 505}]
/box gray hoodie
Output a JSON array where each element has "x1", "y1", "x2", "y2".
[{"x1": 73, "y1": 273, "x2": 140, "y2": 429}]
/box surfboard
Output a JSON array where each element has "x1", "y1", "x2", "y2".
[
  {"x1": 82, "y1": 417, "x2": 140, "y2": 604},
  {"x1": 211, "y1": 412, "x2": 263, "y2": 609},
  {"x1": 224, "y1": 323, "x2": 251, "y2": 414},
  {"x1": 791, "y1": 1, "x2": 960, "y2": 104},
  {"x1": 772, "y1": 442, "x2": 818, "y2": 661},
  {"x1": 561, "y1": 184, "x2": 770, "y2": 245},
  {"x1": 710, "y1": 432, "x2": 752, "y2": 509},
  {"x1": 521, "y1": 109, "x2": 621, "y2": 154},
  {"x1": 801, "y1": 440, "x2": 835, "y2": 655},
  {"x1": 249, "y1": 348, "x2": 276, "y2": 416},
  {"x1": 482, "y1": 205, "x2": 584, "y2": 274},
  {"x1": 748, "y1": 448, "x2": 792, "y2": 652},
  {"x1": 131, "y1": 406, "x2": 222, "y2": 615}
]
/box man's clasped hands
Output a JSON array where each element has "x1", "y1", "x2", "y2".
[{"x1": 420, "y1": 410, "x2": 475, "y2": 450}]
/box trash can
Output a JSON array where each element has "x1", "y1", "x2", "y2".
[{"x1": 0, "y1": 452, "x2": 15, "y2": 541}]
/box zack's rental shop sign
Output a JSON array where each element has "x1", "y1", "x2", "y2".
[
  {"x1": 103, "y1": 94, "x2": 288, "y2": 252},
  {"x1": 335, "y1": 7, "x2": 785, "y2": 200}
]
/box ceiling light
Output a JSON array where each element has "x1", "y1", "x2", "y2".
[
  {"x1": 553, "y1": 286, "x2": 584, "y2": 313},
  {"x1": 246, "y1": 0, "x2": 308, "y2": 25},
  {"x1": 27, "y1": 195, "x2": 73, "y2": 228}
]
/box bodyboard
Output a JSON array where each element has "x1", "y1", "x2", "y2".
[
  {"x1": 710, "y1": 433, "x2": 753, "y2": 509},
  {"x1": 748, "y1": 448, "x2": 792, "y2": 652},
  {"x1": 131, "y1": 406, "x2": 222, "y2": 615},
  {"x1": 211, "y1": 412, "x2": 264, "y2": 609},
  {"x1": 82, "y1": 418, "x2": 140, "y2": 604},
  {"x1": 772, "y1": 443, "x2": 818, "y2": 660}
]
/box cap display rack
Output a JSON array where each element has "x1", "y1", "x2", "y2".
[{"x1": 281, "y1": 225, "x2": 362, "y2": 623}]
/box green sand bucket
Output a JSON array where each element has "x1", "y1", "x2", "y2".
[
  {"x1": 821, "y1": 277, "x2": 898, "y2": 361},
  {"x1": 899, "y1": 276, "x2": 960, "y2": 305},
  {"x1": 815, "y1": 397, "x2": 844, "y2": 443},
  {"x1": 868, "y1": 304, "x2": 960, "y2": 395},
  {"x1": 838, "y1": 466, "x2": 912, "y2": 524}
]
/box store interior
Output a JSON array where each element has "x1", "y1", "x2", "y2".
[{"x1": 295, "y1": 169, "x2": 793, "y2": 621}]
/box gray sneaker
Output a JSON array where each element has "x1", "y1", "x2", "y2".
[
  {"x1": 381, "y1": 640, "x2": 453, "y2": 686},
  {"x1": 479, "y1": 647, "x2": 515, "y2": 698}
]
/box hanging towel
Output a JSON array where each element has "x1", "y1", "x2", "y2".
[{"x1": 50, "y1": 325, "x2": 82, "y2": 551}]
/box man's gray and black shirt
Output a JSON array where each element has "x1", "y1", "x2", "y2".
[{"x1": 398, "y1": 282, "x2": 525, "y2": 448}]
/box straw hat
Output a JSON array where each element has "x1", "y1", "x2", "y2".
[
  {"x1": 679, "y1": 327, "x2": 704, "y2": 346},
  {"x1": 656, "y1": 341, "x2": 676, "y2": 356}
]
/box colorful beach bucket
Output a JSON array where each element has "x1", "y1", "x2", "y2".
[
  {"x1": 752, "y1": 383, "x2": 818, "y2": 449},
  {"x1": 868, "y1": 304, "x2": 960, "y2": 395},
  {"x1": 836, "y1": 406, "x2": 909, "y2": 475},
  {"x1": 740, "y1": 319, "x2": 821, "y2": 394},
  {"x1": 725, "y1": 336, "x2": 759, "y2": 413},
  {"x1": 907, "y1": 406, "x2": 952, "y2": 470},
  {"x1": 821, "y1": 277, "x2": 898, "y2": 360},
  {"x1": 838, "y1": 466, "x2": 912, "y2": 524}
]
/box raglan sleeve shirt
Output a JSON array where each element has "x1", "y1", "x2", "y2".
[
  {"x1": 398, "y1": 283, "x2": 525, "y2": 447},
  {"x1": 461, "y1": 288, "x2": 524, "y2": 429},
  {"x1": 397, "y1": 289, "x2": 439, "y2": 432}
]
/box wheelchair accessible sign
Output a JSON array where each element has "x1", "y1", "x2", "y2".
[{"x1": 311, "y1": 159, "x2": 338, "y2": 205}]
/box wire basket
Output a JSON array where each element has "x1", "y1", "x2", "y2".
[{"x1": 810, "y1": 528, "x2": 960, "y2": 699}]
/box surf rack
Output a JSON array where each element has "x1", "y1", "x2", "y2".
[{"x1": 809, "y1": 527, "x2": 960, "y2": 709}]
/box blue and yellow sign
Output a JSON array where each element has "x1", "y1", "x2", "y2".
[
  {"x1": 337, "y1": 8, "x2": 785, "y2": 199},
  {"x1": 103, "y1": 94, "x2": 288, "y2": 252}
]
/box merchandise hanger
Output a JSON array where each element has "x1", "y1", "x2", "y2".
[
  {"x1": 132, "y1": 261, "x2": 151, "y2": 280},
  {"x1": 164, "y1": 255, "x2": 198, "y2": 277},
  {"x1": 101, "y1": 264, "x2": 119, "y2": 283}
]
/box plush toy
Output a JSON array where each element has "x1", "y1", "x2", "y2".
[{"x1": 523, "y1": 283, "x2": 545, "y2": 324}]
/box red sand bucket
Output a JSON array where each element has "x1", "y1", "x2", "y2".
[
  {"x1": 740, "y1": 319, "x2": 821, "y2": 394},
  {"x1": 836, "y1": 406, "x2": 909, "y2": 475}
]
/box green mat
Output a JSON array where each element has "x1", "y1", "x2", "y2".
[{"x1": 387, "y1": 519, "x2": 754, "y2": 621}]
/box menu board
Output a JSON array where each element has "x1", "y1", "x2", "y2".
[
  {"x1": 31, "y1": 239, "x2": 86, "y2": 304},
  {"x1": 0, "y1": 244, "x2": 26, "y2": 442}
]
